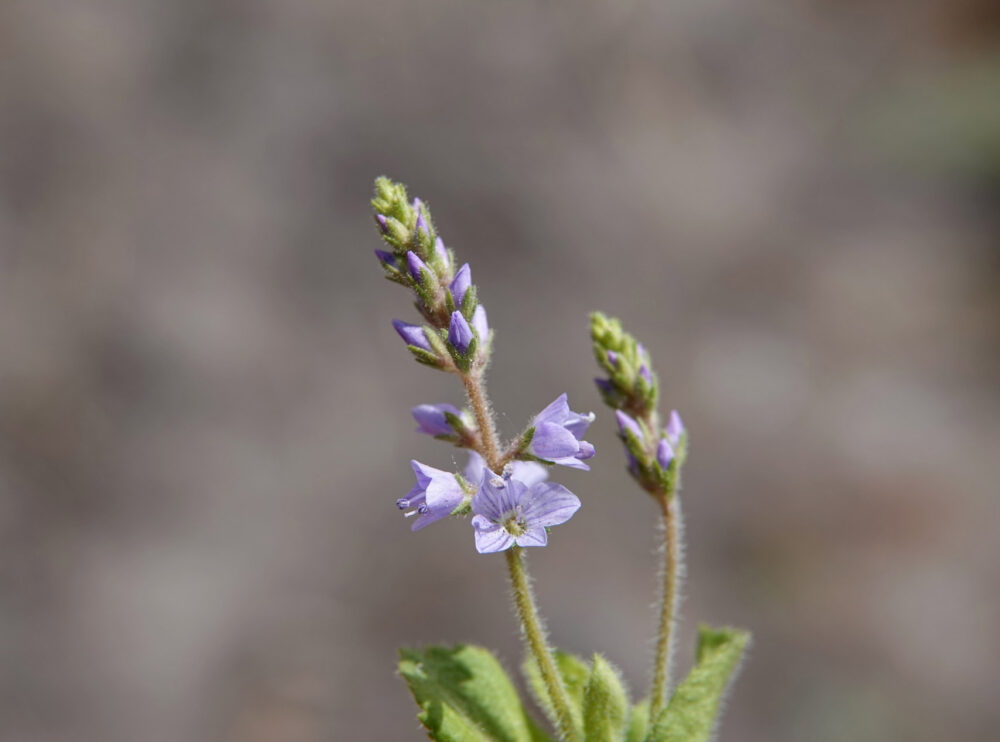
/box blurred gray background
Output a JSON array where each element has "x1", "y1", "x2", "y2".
[{"x1": 1, "y1": 1, "x2": 998, "y2": 741}]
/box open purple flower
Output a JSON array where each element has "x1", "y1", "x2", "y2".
[
  {"x1": 397, "y1": 460, "x2": 465, "y2": 531},
  {"x1": 470, "y1": 469, "x2": 581, "y2": 553},
  {"x1": 527, "y1": 394, "x2": 596, "y2": 470},
  {"x1": 412, "y1": 403, "x2": 463, "y2": 436}
]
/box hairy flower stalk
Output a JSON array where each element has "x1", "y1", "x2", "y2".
[
  {"x1": 592, "y1": 311, "x2": 689, "y2": 725},
  {"x1": 373, "y1": 177, "x2": 588, "y2": 741}
]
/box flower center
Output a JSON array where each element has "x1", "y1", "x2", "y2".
[{"x1": 501, "y1": 507, "x2": 528, "y2": 536}]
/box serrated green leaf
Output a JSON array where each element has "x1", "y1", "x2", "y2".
[
  {"x1": 582, "y1": 654, "x2": 629, "y2": 742},
  {"x1": 624, "y1": 700, "x2": 649, "y2": 742},
  {"x1": 522, "y1": 650, "x2": 589, "y2": 737},
  {"x1": 645, "y1": 626, "x2": 749, "y2": 742},
  {"x1": 400, "y1": 645, "x2": 551, "y2": 742}
]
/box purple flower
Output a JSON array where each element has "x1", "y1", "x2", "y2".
[
  {"x1": 471, "y1": 469, "x2": 581, "y2": 553},
  {"x1": 397, "y1": 460, "x2": 465, "y2": 531},
  {"x1": 464, "y1": 450, "x2": 548, "y2": 489},
  {"x1": 615, "y1": 410, "x2": 644, "y2": 442},
  {"x1": 607, "y1": 350, "x2": 619, "y2": 368},
  {"x1": 434, "y1": 236, "x2": 450, "y2": 269},
  {"x1": 527, "y1": 394, "x2": 596, "y2": 470},
  {"x1": 412, "y1": 403, "x2": 463, "y2": 436},
  {"x1": 657, "y1": 438, "x2": 675, "y2": 469},
  {"x1": 376, "y1": 214, "x2": 389, "y2": 234},
  {"x1": 450, "y1": 263, "x2": 471, "y2": 305},
  {"x1": 639, "y1": 363, "x2": 652, "y2": 385},
  {"x1": 666, "y1": 410, "x2": 684, "y2": 446},
  {"x1": 375, "y1": 248, "x2": 396, "y2": 267},
  {"x1": 414, "y1": 199, "x2": 429, "y2": 238},
  {"x1": 407, "y1": 251, "x2": 429, "y2": 283},
  {"x1": 448, "y1": 311, "x2": 474, "y2": 354},
  {"x1": 472, "y1": 305, "x2": 488, "y2": 341},
  {"x1": 393, "y1": 320, "x2": 432, "y2": 351},
  {"x1": 595, "y1": 378, "x2": 613, "y2": 394}
]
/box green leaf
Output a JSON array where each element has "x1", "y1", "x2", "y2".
[
  {"x1": 582, "y1": 654, "x2": 629, "y2": 742},
  {"x1": 522, "y1": 650, "x2": 589, "y2": 737},
  {"x1": 399, "y1": 645, "x2": 551, "y2": 742},
  {"x1": 646, "y1": 625, "x2": 750, "y2": 742},
  {"x1": 624, "y1": 700, "x2": 649, "y2": 742}
]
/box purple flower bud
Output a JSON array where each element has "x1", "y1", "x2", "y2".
[
  {"x1": 450, "y1": 264, "x2": 472, "y2": 305},
  {"x1": 398, "y1": 460, "x2": 465, "y2": 531},
  {"x1": 448, "y1": 311, "x2": 474, "y2": 354},
  {"x1": 414, "y1": 200, "x2": 429, "y2": 238},
  {"x1": 657, "y1": 437, "x2": 675, "y2": 469},
  {"x1": 615, "y1": 410, "x2": 644, "y2": 442},
  {"x1": 528, "y1": 394, "x2": 597, "y2": 470},
  {"x1": 666, "y1": 410, "x2": 685, "y2": 445},
  {"x1": 412, "y1": 403, "x2": 463, "y2": 436},
  {"x1": 434, "y1": 237, "x2": 450, "y2": 269},
  {"x1": 374, "y1": 249, "x2": 398, "y2": 268},
  {"x1": 392, "y1": 319, "x2": 432, "y2": 351},
  {"x1": 407, "y1": 251, "x2": 429, "y2": 282},
  {"x1": 639, "y1": 363, "x2": 652, "y2": 385},
  {"x1": 376, "y1": 214, "x2": 389, "y2": 234},
  {"x1": 472, "y1": 305, "x2": 489, "y2": 341},
  {"x1": 607, "y1": 350, "x2": 619, "y2": 368},
  {"x1": 595, "y1": 378, "x2": 613, "y2": 394}
]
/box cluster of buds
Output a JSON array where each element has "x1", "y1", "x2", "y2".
[
  {"x1": 373, "y1": 177, "x2": 489, "y2": 373},
  {"x1": 591, "y1": 312, "x2": 687, "y2": 497}
]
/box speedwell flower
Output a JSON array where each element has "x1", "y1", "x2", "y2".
[
  {"x1": 527, "y1": 393, "x2": 596, "y2": 470},
  {"x1": 396, "y1": 460, "x2": 464, "y2": 531},
  {"x1": 470, "y1": 469, "x2": 581, "y2": 553}
]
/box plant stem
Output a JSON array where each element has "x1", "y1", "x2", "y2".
[
  {"x1": 649, "y1": 493, "x2": 683, "y2": 724},
  {"x1": 506, "y1": 547, "x2": 579, "y2": 742},
  {"x1": 462, "y1": 370, "x2": 502, "y2": 470}
]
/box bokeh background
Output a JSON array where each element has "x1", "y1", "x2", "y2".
[{"x1": 2, "y1": 1, "x2": 998, "y2": 741}]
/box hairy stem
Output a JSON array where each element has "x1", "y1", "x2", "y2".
[
  {"x1": 462, "y1": 370, "x2": 502, "y2": 471},
  {"x1": 506, "y1": 547, "x2": 579, "y2": 742},
  {"x1": 649, "y1": 493, "x2": 683, "y2": 724}
]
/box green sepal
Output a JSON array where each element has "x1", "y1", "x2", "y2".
[
  {"x1": 452, "y1": 336, "x2": 477, "y2": 373},
  {"x1": 582, "y1": 654, "x2": 629, "y2": 742},
  {"x1": 445, "y1": 289, "x2": 458, "y2": 315},
  {"x1": 408, "y1": 345, "x2": 446, "y2": 369},
  {"x1": 450, "y1": 498, "x2": 471, "y2": 516},
  {"x1": 424, "y1": 328, "x2": 452, "y2": 366},
  {"x1": 399, "y1": 644, "x2": 551, "y2": 742},
  {"x1": 460, "y1": 285, "x2": 479, "y2": 319},
  {"x1": 522, "y1": 650, "x2": 588, "y2": 738},
  {"x1": 645, "y1": 625, "x2": 750, "y2": 742},
  {"x1": 625, "y1": 700, "x2": 649, "y2": 742}
]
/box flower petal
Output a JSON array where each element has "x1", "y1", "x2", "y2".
[
  {"x1": 520, "y1": 482, "x2": 581, "y2": 527},
  {"x1": 533, "y1": 393, "x2": 569, "y2": 426},
  {"x1": 508, "y1": 461, "x2": 548, "y2": 488},
  {"x1": 412, "y1": 403, "x2": 462, "y2": 436},
  {"x1": 464, "y1": 450, "x2": 486, "y2": 483},
  {"x1": 529, "y1": 422, "x2": 580, "y2": 460},
  {"x1": 471, "y1": 470, "x2": 508, "y2": 521},
  {"x1": 515, "y1": 526, "x2": 548, "y2": 548},
  {"x1": 550, "y1": 456, "x2": 590, "y2": 471},
  {"x1": 472, "y1": 518, "x2": 515, "y2": 553}
]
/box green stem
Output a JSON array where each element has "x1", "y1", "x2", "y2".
[
  {"x1": 649, "y1": 493, "x2": 683, "y2": 724},
  {"x1": 506, "y1": 547, "x2": 579, "y2": 742},
  {"x1": 462, "y1": 370, "x2": 502, "y2": 471}
]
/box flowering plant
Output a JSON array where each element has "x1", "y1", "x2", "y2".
[{"x1": 371, "y1": 177, "x2": 749, "y2": 742}]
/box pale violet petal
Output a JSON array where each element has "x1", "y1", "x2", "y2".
[
  {"x1": 520, "y1": 482, "x2": 581, "y2": 527},
  {"x1": 515, "y1": 526, "x2": 548, "y2": 548}
]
